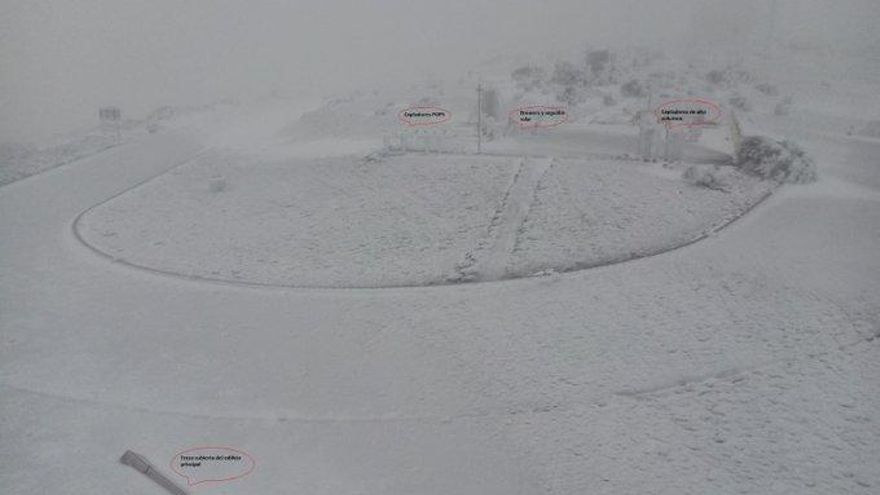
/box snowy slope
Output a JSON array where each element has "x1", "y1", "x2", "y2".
[{"x1": 1, "y1": 89, "x2": 879, "y2": 495}]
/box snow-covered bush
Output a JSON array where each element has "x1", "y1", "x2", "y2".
[
  {"x1": 706, "y1": 69, "x2": 727, "y2": 85},
  {"x1": 550, "y1": 60, "x2": 589, "y2": 104},
  {"x1": 755, "y1": 82, "x2": 779, "y2": 96},
  {"x1": 620, "y1": 79, "x2": 645, "y2": 98},
  {"x1": 683, "y1": 164, "x2": 730, "y2": 192},
  {"x1": 737, "y1": 136, "x2": 817, "y2": 183},
  {"x1": 706, "y1": 67, "x2": 754, "y2": 87},
  {"x1": 729, "y1": 94, "x2": 751, "y2": 111},
  {"x1": 511, "y1": 65, "x2": 545, "y2": 91},
  {"x1": 551, "y1": 61, "x2": 587, "y2": 88},
  {"x1": 774, "y1": 96, "x2": 793, "y2": 116},
  {"x1": 556, "y1": 85, "x2": 582, "y2": 106},
  {"x1": 584, "y1": 49, "x2": 616, "y2": 85},
  {"x1": 585, "y1": 49, "x2": 611, "y2": 77}
]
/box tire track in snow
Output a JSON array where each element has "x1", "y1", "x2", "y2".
[
  {"x1": 452, "y1": 157, "x2": 553, "y2": 282},
  {"x1": 8, "y1": 332, "x2": 874, "y2": 423},
  {"x1": 614, "y1": 331, "x2": 879, "y2": 399}
]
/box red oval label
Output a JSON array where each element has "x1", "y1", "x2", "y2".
[
  {"x1": 170, "y1": 446, "x2": 255, "y2": 487},
  {"x1": 654, "y1": 98, "x2": 722, "y2": 129},
  {"x1": 398, "y1": 106, "x2": 452, "y2": 127},
  {"x1": 510, "y1": 105, "x2": 568, "y2": 128}
]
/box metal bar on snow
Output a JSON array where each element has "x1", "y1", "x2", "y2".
[{"x1": 120, "y1": 450, "x2": 189, "y2": 495}]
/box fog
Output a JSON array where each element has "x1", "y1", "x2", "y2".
[
  {"x1": 2, "y1": 0, "x2": 878, "y2": 142},
  {"x1": 3, "y1": 2, "x2": 880, "y2": 494}
]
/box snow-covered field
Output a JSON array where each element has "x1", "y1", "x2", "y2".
[
  {"x1": 0, "y1": 99, "x2": 251, "y2": 187},
  {"x1": 0, "y1": 130, "x2": 125, "y2": 186},
  {"x1": 77, "y1": 152, "x2": 516, "y2": 287},
  {"x1": 74, "y1": 133, "x2": 771, "y2": 287},
  {"x1": 2, "y1": 46, "x2": 879, "y2": 495}
]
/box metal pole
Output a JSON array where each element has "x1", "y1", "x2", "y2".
[
  {"x1": 121, "y1": 450, "x2": 189, "y2": 495},
  {"x1": 477, "y1": 83, "x2": 482, "y2": 154}
]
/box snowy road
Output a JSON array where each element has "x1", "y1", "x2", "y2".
[{"x1": 1, "y1": 124, "x2": 879, "y2": 494}]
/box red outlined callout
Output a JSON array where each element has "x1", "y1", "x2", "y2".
[
  {"x1": 398, "y1": 106, "x2": 452, "y2": 127},
  {"x1": 170, "y1": 446, "x2": 255, "y2": 487},
  {"x1": 654, "y1": 98, "x2": 722, "y2": 129},
  {"x1": 509, "y1": 105, "x2": 568, "y2": 129}
]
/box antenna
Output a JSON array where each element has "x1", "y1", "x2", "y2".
[{"x1": 477, "y1": 82, "x2": 482, "y2": 154}]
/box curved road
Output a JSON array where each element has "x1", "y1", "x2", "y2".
[{"x1": 1, "y1": 122, "x2": 879, "y2": 493}]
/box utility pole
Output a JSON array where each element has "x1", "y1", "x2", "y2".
[{"x1": 476, "y1": 82, "x2": 482, "y2": 154}]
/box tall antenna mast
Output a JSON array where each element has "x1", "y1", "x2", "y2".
[{"x1": 477, "y1": 82, "x2": 482, "y2": 154}]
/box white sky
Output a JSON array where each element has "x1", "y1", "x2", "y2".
[{"x1": 1, "y1": 0, "x2": 878, "y2": 141}]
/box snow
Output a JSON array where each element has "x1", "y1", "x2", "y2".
[
  {"x1": 737, "y1": 136, "x2": 818, "y2": 183},
  {"x1": 2, "y1": 48, "x2": 880, "y2": 495},
  {"x1": 73, "y1": 126, "x2": 771, "y2": 287},
  {"x1": 0, "y1": 130, "x2": 128, "y2": 186},
  {"x1": 454, "y1": 157, "x2": 554, "y2": 282}
]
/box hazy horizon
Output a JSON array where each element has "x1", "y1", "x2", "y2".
[{"x1": 2, "y1": 0, "x2": 878, "y2": 142}]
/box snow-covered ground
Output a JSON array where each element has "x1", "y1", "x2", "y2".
[
  {"x1": 0, "y1": 101, "x2": 252, "y2": 187},
  {"x1": 2, "y1": 53, "x2": 879, "y2": 495},
  {"x1": 77, "y1": 151, "x2": 517, "y2": 287},
  {"x1": 73, "y1": 134, "x2": 770, "y2": 288}
]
